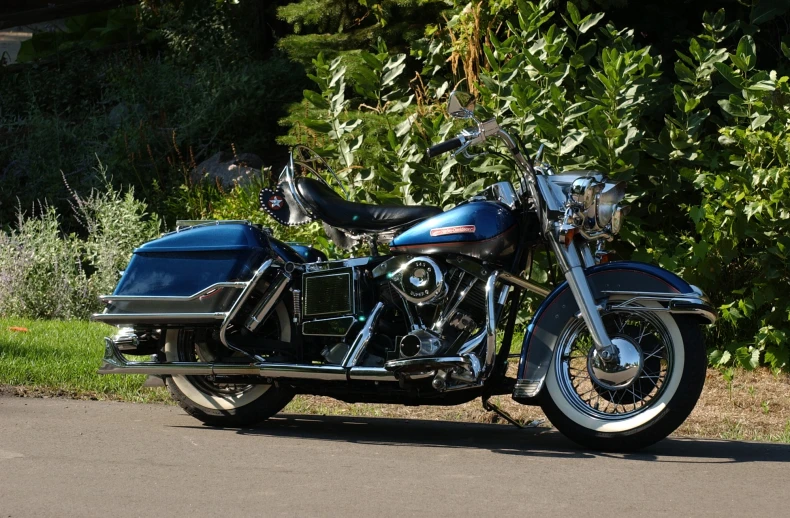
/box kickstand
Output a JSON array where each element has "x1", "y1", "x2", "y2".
[{"x1": 482, "y1": 396, "x2": 524, "y2": 429}]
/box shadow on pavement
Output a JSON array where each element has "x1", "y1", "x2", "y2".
[{"x1": 175, "y1": 413, "x2": 790, "y2": 464}]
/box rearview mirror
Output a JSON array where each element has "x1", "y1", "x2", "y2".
[{"x1": 447, "y1": 91, "x2": 475, "y2": 119}]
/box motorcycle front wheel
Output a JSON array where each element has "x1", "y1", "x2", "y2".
[
  {"x1": 164, "y1": 300, "x2": 294, "y2": 427},
  {"x1": 540, "y1": 302, "x2": 706, "y2": 451}
]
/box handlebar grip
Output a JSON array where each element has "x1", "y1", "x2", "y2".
[{"x1": 427, "y1": 137, "x2": 463, "y2": 158}]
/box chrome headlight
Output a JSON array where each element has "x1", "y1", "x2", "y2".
[
  {"x1": 594, "y1": 181, "x2": 626, "y2": 228},
  {"x1": 610, "y1": 204, "x2": 631, "y2": 234},
  {"x1": 566, "y1": 177, "x2": 628, "y2": 236},
  {"x1": 570, "y1": 177, "x2": 604, "y2": 208}
]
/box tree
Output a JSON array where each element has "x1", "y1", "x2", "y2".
[{"x1": 277, "y1": 0, "x2": 448, "y2": 64}]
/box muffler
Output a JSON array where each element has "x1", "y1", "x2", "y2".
[{"x1": 399, "y1": 329, "x2": 443, "y2": 357}]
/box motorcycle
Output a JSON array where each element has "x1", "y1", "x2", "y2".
[{"x1": 92, "y1": 91, "x2": 716, "y2": 451}]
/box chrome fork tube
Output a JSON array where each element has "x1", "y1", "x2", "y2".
[
  {"x1": 579, "y1": 243, "x2": 596, "y2": 268},
  {"x1": 549, "y1": 237, "x2": 615, "y2": 358}
]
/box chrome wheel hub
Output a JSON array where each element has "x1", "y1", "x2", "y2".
[
  {"x1": 588, "y1": 337, "x2": 643, "y2": 390},
  {"x1": 556, "y1": 309, "x2": 673, "y2": 420}
]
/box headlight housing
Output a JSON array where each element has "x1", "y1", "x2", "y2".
[
  {"x1": 594, "y1": 181, "x2": 626, "y2": 228},
  {"x1": 567, "y1": 177, "x2": 629, "y2": 236}
]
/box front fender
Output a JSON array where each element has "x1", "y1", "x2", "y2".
[{"x1": 513, "y1": 261, "x2": 713, "y2": 401}]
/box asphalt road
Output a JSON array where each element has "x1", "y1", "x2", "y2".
[{"x1": 1, "y1": 397, "x2": 788, "y2": 517}]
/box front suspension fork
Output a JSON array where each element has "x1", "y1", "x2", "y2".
[{"x1": 548, "y1": 237, "x2": 617, "y2": 361}]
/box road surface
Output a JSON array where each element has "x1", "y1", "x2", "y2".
[{"x1": 1, "y1": 396, "x2": 788, "y2": 517}]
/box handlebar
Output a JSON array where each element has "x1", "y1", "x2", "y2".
[{"x1": 426, "y1": 137, "x2": 464, "y2": 158}]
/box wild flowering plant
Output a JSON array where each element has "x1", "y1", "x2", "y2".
[{"x1": 0, "y1": 166, "x2": 161, "y2": 320}]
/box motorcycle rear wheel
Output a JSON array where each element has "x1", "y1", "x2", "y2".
[
  {"x1": 540, "y1": 303, "x2": 706, "y2": 451},
  {"x1": 165, "y1": 301, "x2": 294, "y2": 427}
]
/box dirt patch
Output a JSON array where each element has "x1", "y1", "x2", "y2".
[{"x1": 676, "y1": 368, "x2": 790, "y2": 441}]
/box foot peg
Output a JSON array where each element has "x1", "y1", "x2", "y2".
[{"x1": 384, "y1": 356, "x2": 468, "y2": 373}]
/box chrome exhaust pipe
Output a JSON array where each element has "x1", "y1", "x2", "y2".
[
  {"x1": 98, "y1": 338, "x2": 262, "y2": 376},
  {"x1": 99, "y1": 337, "x2": 353, "y2": 381}
]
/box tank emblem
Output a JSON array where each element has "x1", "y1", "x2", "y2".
[{"x1": 429, "y1": 225, "x2": 475, "y2": 237}]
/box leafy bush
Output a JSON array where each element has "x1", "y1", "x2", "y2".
[
  {"x1": 0, "y1": 2, "x2": 306, "y2": 230},
  {"x1": 0, "y1": 169, "x2": 161, "y2": 320},
  {"x1": 278, "y1": 1, "x2": 790, "y2": 370},
  {"x1": 648, "y1": 13, "x2": 790, "y2": 371}
]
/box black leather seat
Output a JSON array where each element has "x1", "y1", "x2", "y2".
[{"x1": 295, "y1": 178, "x2": 442, "y2": 233}]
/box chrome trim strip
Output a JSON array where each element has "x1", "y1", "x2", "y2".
[
  {"x1": 513, "y1": 379, "x2": 542, "y2": 399},
  {"x1": 304, "y1": 257, "x2": 372, "y2": 272},
  {"x1": 668, "y1": 300, "x2": 718, "y2": 323},
  {"x1": 91, "y1": 312, "x2": 227, "y2": 324},
  {"x1": 603, "y1": 289, "x2": 717, "y2": 324},
  {"x1": 347, "y1": 366, "x2": 400, "y2": 381},
  {"x1": 175, "y1": 220, "x2": 252, "y2": 231},
  {"x1": 603, "y1": 290, "x2": 710, "y2": 303},
  {"x1": 98, "y1": 282, "x2": 248, "y2": 303},
  {"x1": 258, "y1": 364, "x2": 346, "y2": 381},
  {"x1": 301, "y1": 316, "x2": 356, "y2": 337}
]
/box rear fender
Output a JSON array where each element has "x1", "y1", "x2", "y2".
[{"x1": 513, "y1": 262, "x2": 714, "y2": 401}]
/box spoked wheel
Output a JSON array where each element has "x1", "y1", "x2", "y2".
[
  {"x1": 165, "y1": 300, "x2": 294, "y2": 427},
  {"x1": 540, "y1": 301, "x2": 706, "y2": 451}
]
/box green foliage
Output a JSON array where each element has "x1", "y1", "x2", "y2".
[
  {"x1": 0, "y1": 43, "x2": 304, "y2": 229},
  {"x1": 3, "y1": 0, "x2": 788, "y2": 372},
  {"x1": 277, "y1": 0, "x2": 448, "y2": 67},
  {"x1": 277, "y1": 2, "x2": 790, "y2": 370},
  {"x1": 663, "y1": 13, "x2": 790, "y2": 372},
  {"x1": 0, "y1": 168, "x2": 161, "y2": 320},
  {"x1": 16, "y1": 8, "x2": 141, "y2": 63}
]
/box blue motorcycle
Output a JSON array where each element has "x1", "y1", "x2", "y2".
[{"x1": 93, "y1": 92, "x2": 716, "y2": 450}]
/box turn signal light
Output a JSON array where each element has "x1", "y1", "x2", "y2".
[{"x1": 564, "y1": 227, "x2": 577, "y2": 247}]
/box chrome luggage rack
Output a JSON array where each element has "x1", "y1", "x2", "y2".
[{"x1": 91, "y1": 258, "x2": 275, "y2": 331}]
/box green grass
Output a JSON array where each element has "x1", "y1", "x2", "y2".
[{"x1": 0, "y1": 318, "x2": 170, "y2": 403}]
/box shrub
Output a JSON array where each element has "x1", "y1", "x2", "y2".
[
  {"x1": 0, "y1": 167, "x2": 161, "y2": 320},
  {"x1": 278, "y1": 1, "x2": 790, "y2": 370}
]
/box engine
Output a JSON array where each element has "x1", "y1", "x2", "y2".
[
  {"x1": 388, "y1": 256, "x2": 445, "y2": 304},
  {"x1": 383, "y1": 256, "x2": 486, "y2": 360},
  {"x1": 287, "y1": 254, "x2": 487, "y2": 367}
]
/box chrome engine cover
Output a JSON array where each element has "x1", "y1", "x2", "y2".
[{"x1": 389, "y1": 256, "x2": 445, "y2": 304}]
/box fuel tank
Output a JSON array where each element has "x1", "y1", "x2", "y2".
[{"x1": 390, "y1": 201, "x2": 518, "y2": 263}]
